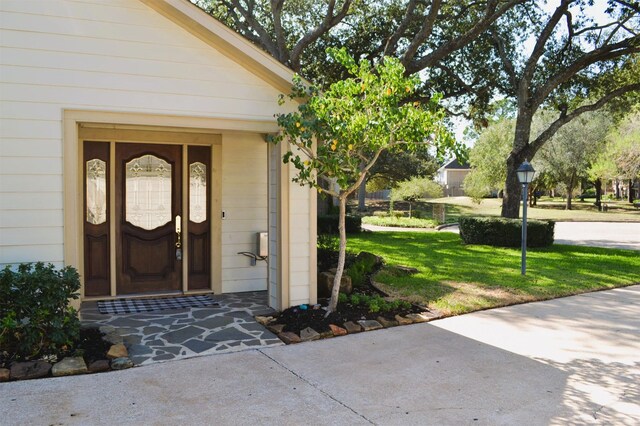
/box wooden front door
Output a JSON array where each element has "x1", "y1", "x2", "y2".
[{"x1": 115, "y1": 143, "x2": 182, "y2": 294}]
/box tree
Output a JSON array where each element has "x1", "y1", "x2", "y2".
[
  {"x1": 535, "y1": 109, "x2": 613, "y2": 210},
  {"x1": 268, "y1": 48, "x2": 456, "y2": 313},
  {"x1": 463, "y1": 118, "x2": 514, "y2": 201},
  {"x1": 359, "y1": 148, "x2": 439, "y2": 211},
  {"x1": 487, "y1": 2, "x2": 640, "y2": 217},
  {"x1": 390, "y1": 177, "x2": 443, "y2": 216},
  {"x1": 599, "y1": 110, "x2": 640, "y2": 201},
  {"x1": 194, "y1": 0, "x2": 640, "y2": 217}
]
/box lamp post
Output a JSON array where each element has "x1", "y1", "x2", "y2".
[{"x1": 517, "y1": 160, "x2": 535, "y2": 275}]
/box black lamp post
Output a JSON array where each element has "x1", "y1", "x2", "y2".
[{"x1": 517, "y1": 160, "x2": 535, "y2": 275}]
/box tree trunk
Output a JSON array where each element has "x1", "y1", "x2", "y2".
[
  {"x1": 629, "y1": 179, "x2": 634, "y2": 203},
  {"x1": 327, "y1": 196, "x2": 348, "y2": 314},
  {"x1": 501, "y1": 152, "x2": 527, "y2": 218},
  {"x1": 357, "y1": 178, "x2": 366, "y2": 211},
  {"x1": 566, "y1": 188, "x2": 573, "y2": 210},
  {"x1": 595, "y1": 178, "x2": 602, "y2": 210},
  {"x1": 615, "y1": 180, "x2": 621, "y2": 199}
]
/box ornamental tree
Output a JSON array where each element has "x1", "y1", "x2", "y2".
[{"x1": 269, "y1": 48, "x2": 458, "y2": 314}]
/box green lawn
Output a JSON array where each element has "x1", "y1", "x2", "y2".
[
  {"x1": 427, "y1": 196, "x2": 640, "y2": 222},
  {"x1": 347, "y1": 231, "x2": 640, "y2": 316}
]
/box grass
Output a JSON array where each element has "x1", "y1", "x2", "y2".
[
  {"x1": 427, "y1": 196, "x2": 640, "y2": 223},
  {"x1": 361, "y1": 216, "x2": 438, "y2": 228},
  {"x1": 347, "y1": 231, "x2": 640, "y2": 316}
]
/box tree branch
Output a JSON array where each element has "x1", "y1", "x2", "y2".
[
  {"x1": 533, "y1": 35, "x2": 640, "y2": 106},
  {"x1": 270, "y1": 0, "x2": 289, "y2": 63},
  {"x1": 407, "y1": 0, "x2": 524, "y2": 73},
  {"x1": 383, "y1": 0, "x2": 418, "y2": 56},
  {"x1": 530, "y1": 82, "x2": 640, "y2": 153},
  {"x1": 522, "y1": 0, "x2": 571, "y2": 84},
  {"x1": 401, "y1": 0, "x2": 442, "y2": 65},
  {"x1": 289, "y1": 0, "x2": 353, "y2": 71},
  {"x1": 227, "y1": 0, "x2": 280, "y2": 58},
  {"x1": 491, "y1": 30, "x2": 518, "y2": 90}
]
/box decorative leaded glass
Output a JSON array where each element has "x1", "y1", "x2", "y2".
[
  {"x1": 86, "y1": 159, "x2": 107, "y2": 225},
  {"x1": 125, "y1": 155, "x2": 171, "y2": 230},
  {"x1": 189, "y1": 162, "x2": 207, "y2": 223}
]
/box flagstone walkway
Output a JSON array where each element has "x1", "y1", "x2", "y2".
[{"x1": 80, "y1": 291, "x2": 283, "y2": 366}]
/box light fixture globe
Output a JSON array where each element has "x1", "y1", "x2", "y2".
[{"x1": 517, "y1": 160, "x2": 535, "y2": 184}]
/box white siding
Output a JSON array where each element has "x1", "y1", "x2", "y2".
[
  {"x1": 268, "y1": 143, "x2": 279, "y2": 308},
  {"x1": 0, "y1": 0, "x2": 287, "y2": 268},
  {"x1": 220, "y1": 133, "x2": 268, "y2": 293},
  {"x1": 287, "y1": 159, "x2": 312, "y2": 306}
]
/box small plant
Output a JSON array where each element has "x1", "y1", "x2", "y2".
[
  {"x1": 0, "y1": 262, "x2": 81, "y2": 361},
  {"x1": 317, "y1": 234, "x2": 339, "y2": 252},
  {"x1": 338, "y1": 293, "x2": 348, "y2": 304},
  {"x1": 343, "y1": 292, "x2": 412, "y2": 314}
]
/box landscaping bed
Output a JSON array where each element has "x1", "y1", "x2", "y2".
[
  {"x1": 258, "y1": 249, "x2": 440, "y2": 344},
  {"x1": 0, "y1": 326, "x2": 136, "y2": 382}
]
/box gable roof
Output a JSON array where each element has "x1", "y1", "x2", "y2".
[
  {"x1": 139, "y1": 0, "x2": 296, "y2": 94},
  {"x1": 439, "y1": 158, "x2": 471, "y2": 171}
]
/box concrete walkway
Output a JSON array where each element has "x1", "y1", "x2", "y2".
[{"x1": 2, "y1": 286, "x2": 638, "y2": 425}]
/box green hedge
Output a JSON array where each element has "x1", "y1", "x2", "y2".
[
  {"x1": 459, "y1": 216, "x2": 555, "y2": 248},
  {"x1": 318, "y1": 215, "x2": 362, "y2": 234}
]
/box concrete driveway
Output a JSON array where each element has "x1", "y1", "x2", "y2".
[
  {"x1": 553, "y1": 221, "x2": 640, "y2": 250},
  {"x1": 2, "y1": 286, "x2": 638, "y2": 425}
]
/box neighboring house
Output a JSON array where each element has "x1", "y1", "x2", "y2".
[
  {"x1": 435, "y1": 159, "x2": 471, "y2": 197},
  {"x1": 0, "y1": 0, "x2": 316, "y2": 311}
]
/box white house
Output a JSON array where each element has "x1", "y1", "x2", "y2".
[
  {"x1": 0, "y1": 0, "x2": 316, "y2": 310},
  {"x1": 435, "y1": 158, "x2": 471, "y2": 197}
]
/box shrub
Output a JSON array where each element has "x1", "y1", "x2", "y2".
[
  {"x1": 346, "y1": 251, "x2": 381, "y2": 288},
  {"x1": 317, "y1": 214, "x2": 362, "y2": 234},
  {"x1": 390, "y1": 177, "x2": 444, "y2": 203},
  {"x1": 317, "y1": 234, "x2": 339, "y2": 252},
  {"x1": 0, "y1": 263, "x2": 81, "y2": 361},
  {"x1": 372, "y1": 211, "x2": 389, "y2": 217},
  {"x1": 459, "y1": 216, "x2": 555, "y2": 248}
]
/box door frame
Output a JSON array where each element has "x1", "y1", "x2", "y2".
[{"x1": 63, "y1": 110, "x2": 249, "y2": 299}]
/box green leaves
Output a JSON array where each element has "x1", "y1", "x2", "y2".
[{"x1": 269, "y1": 48, "x2": 458, "y2": 198}]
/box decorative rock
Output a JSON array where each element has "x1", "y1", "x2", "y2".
[
  {"x1": 103, "y1": 332, "x2": 124, "y2": 345},
  {"x1": 52, "y1": 357, "x2": 88, "y2": 377},
  {"x1": 329, "y1": 324, "x2": 347, "y2": 336},
  {"x1": 358, "y1": 320, "x2": 383, "y2": 331},
  {"x1": 107, "y1": 343, "x2": 128, "y2": 359},
  {"x1": 0, "y1": 368, "x2": 10, "y2": 382},
  {"x1": 110, "y1": 357, "x2": 134, "y2": 370},
  {"x1": 267, "y1": 323, "x2": 285, "y2": 334},
  {"x1": 395, "y1": 314, "x2": 413, "y2": 325},
  {"x1": 317, "y1": 271, "x2": 352, "y2": 298},
  {"x1": 377, "y1": 316, "x2": 398, "y2": 328},
  {"x1": 88, "y1": 360, "x2": 111, "y2": 373},
  {"x1": 255, "y1": 316, "x2": 273, "y2": 326},
  {"x1": 99, "y1": 325, "x2": 116, "y2": 334},
  {"x1": 10, "y1": 361, "x2": 51, "y2": 380},
  {"x1": 299, "y1": 327, "x2": 320, "y2": 342},
  {"x1": 406, "y1": 312, "x2": 437, "y2": 323},
  {"x1": 356, "y1": 251, "x2": 383, "y2": 267},
  {"x1": 343, "y1": 321, "x2": 362, "y2": 334},
  {"x1": 394, "y1": 265, "x2": 419, "y2": 275},
  {"x1": 319, "y1": 330, "x2": 333, "y2": 339},
  {"x1": 278, "y1": 332, "x2": 301, "y2": 344}
]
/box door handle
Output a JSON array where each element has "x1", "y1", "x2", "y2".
[{"x1": 175, "y1": 215, "x2": 182, "y2": 260}]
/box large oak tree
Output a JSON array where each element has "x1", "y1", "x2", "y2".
[{"x1": 193, "y1": 0, "x2": 639, "y2": 217}]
